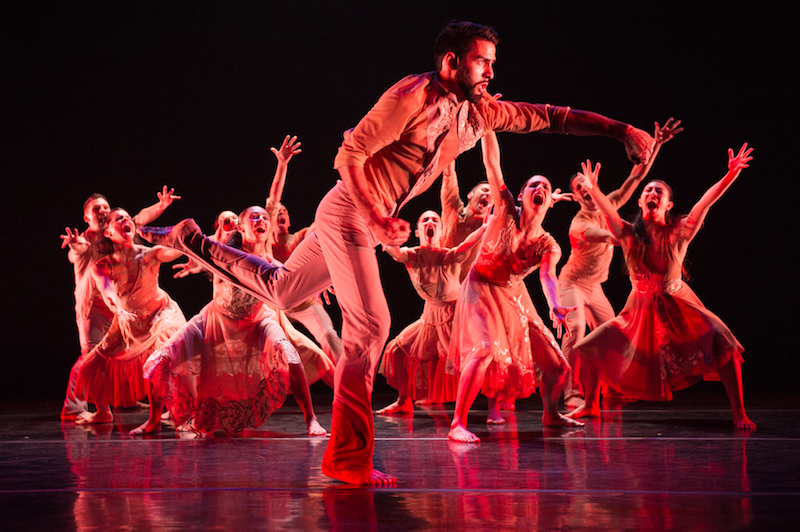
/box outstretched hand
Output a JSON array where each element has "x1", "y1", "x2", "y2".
[
  {"x1": 157, "y1": 186, "x2": 181, "y2": 208},
  {"x1": 728, "y1": 143, "x2": 753, "y2": 173},
  {"x1": 550, "y1": 305, "x2": 578, "y2": 339},
  {"x1": 579, "y1": 159, "x2": 601, "y2": 189},
  {"x1": 552, "y1": 188, "x2": 574, "y2": 204},
  {"x1": 271, "y1": 135, "x2": 302, "y2": 163},
  {"x1": 172, "y1": 259, "x2": 204, "y2": 279},
  {"x1": 654, "y1": 117, "x2": 683, "y2": 146},
  {"x1": 61, "y1": 227, "x2": 88, "y2": 249}
]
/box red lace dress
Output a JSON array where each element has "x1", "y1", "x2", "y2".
[
  {"x1": 448, "y1": 212, "x2": 563, "y2": 401},
  {"x1": 575, "y1": 226, "x2": 744, "y2": 401}
]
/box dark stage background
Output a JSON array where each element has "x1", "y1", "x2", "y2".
[{"x1": 2, "y1": 2, "x2": 794, "y2": 401}]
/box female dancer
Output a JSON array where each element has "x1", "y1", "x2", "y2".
[
  {"x1": 376, "y1": 210, "x2": 485, "y2": 415},
  {"x1": 568, "y1": 145, "x2": 755, "y2": 429},
  {"x1": 133, "y1": 205, "x2": 326, "y2": 436},
  {"x1": 74, "y1": 208, "x2": 187, "y2": 425},
  {"x1": 560, "y1": 118, "x2": 683, "y2": 409},
  {"x1": 448, "y1": 131, "x2": 582, "y2": 444}
]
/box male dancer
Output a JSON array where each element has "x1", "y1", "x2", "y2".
[{"x1": 142, "y1": 21, "x2": 654, "y2": 484}]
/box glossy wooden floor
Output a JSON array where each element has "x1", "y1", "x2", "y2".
[{"x1": 2, "y1": 385, "x2": 798, "y2": 531}]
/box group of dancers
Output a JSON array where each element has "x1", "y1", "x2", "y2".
[{"x1": 60, "y1": 20, "x2": 755, "y2": 485}]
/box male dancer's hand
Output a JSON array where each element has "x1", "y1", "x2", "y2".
[
  {"x1": 371, "y1": 216, "x2": 411, "y2": 247},
  {"x1": 623, "y1": 126, "x2": 655, "y2": 165}
]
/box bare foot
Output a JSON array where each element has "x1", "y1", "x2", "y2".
[
  {"x1": 176, "y1": 420, "x2": 195, "y2": 432},
  {"x1": 448, "y1": 423, "x2": 480, "y2": 443},
  {"x1": 76, "y1": 410, "x2": 113, "y2": 425},
  {"x1": 160, "y1": 411, "x2": 171, "y2": 421},
  {"x1": 486, "y1": 412, "x2": 506, "y2": 425},
  {"x1": 129, "y1": 419, "x2": 162, "y2": 436},
  {"x1": 566, "y1": 404, "x2": 601, "y2": 419},
  {"x1": 543, "y1": 412, "x2": 585, "y2": 428},
  {"x1": 375, "y1": 400, "x2": 414, "y2": 416},
  {"x1": 307, "y1": 418, "x2": 327, "y2": 436},
  {"x1": 564, "y1": 398, "x2": 585, "y2": 411},
  {"x1": 734, "y1": 413, "x2": 756, "y2": 431},
  {"x1": 322, "y1": 467, "x2": 396, "y2": 485},
  {"x1": 414, "y1": 398, "x2": 435, "y2": 406}
]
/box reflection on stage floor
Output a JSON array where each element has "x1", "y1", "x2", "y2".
[{"x1": 2, "y1": 385, "x2": 798, "y2": 530}]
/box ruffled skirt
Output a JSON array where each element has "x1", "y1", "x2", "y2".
[
  {"x1": 380, "y1": 300, "x2": 458, "y2": 402},
  {"x1": 75, "y1": 297, "x2": 186, "y2": 407},
  {"x1": 448, "y1": 269, "x2": 562, "y2": 400},
  {"x1": 576, "y1": 280, "x2": 744, "y2": 401},
  {"x1": 143, "y1": 301, "x2": 293, "y2": 434}
]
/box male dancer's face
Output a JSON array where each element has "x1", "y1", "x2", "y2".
[
  {"x1": 466, "y1": 183, "x2": 492, "y2": 218},
  {"x1": 84, "y1": 198, "x2": 111, "y2": 232},
  {"x1": 456, "y1": 39, "x2": 496, "y2": 104},
  {"x1": 416, "y1": 211, "x2": 442, "y2": 248}
]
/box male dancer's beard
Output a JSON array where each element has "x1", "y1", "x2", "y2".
[{"x1": 456, "y1": 68, "x2": 483, "y2": 104}]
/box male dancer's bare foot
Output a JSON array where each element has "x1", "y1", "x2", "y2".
[
  {"x1": 323, "y1": 467, "x2": 396, "y2": 485},
  {"x1": 138, "y1": 219, "x2": 202, "y2": 247},
  {"x1": 129, "y1": 418, "x2": 162, "y2": 436},
  {"x1": 543, "y1": 412, "x2": 585, "y2": 428},
  {"x1": 375, "y1": 400, "x2": 414, "y2": 416},
  {"x1": 448, "y1": 423, "x2": 480, "y2": 443},
  {"x1": 308, "y1": 418, "x2": 328, "y2": 436},
  {"x1": 734, "y1": 413, "x2": 756, "y2": 431},
  {"x1": 76, "y1": 410, "x2": 113, "y2": 425},
  {"x1": 565, "y1": 404, "x2": 601, "y2": 419},
  {"x1": 414, "y1": 398, "x2": 435, "y2": 406},
  {"x1": 500, "y1": 400, "x2": 516, "y2": 411}
]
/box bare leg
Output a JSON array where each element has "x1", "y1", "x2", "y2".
[
  {"x1": 449, "y1": 355, "x2": 492, "y2": 443},
  {"x1": 76, "y1": 404, "x2": 113, "y2": 425},
  {"x1": 289, "y1": 363, "x2": 327, "y2": 436},
  {"x1": 567, "y1": 359, "x2": 602, "y2": 419},
  {"x1": 540, "y1": 364, "x2": 584, "y2": 428},
  {"x1": 376, "y1": 395, "x2": 414, "y2": 415},
  {"x1": 718, "y1": 358, "x2": 756, "y2": 430},
  {"x1": 130, "y1": 386, "x2": 163, "y2": 435}
]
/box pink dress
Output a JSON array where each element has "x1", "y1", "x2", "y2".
[
  {"x1": 75, "y1": 249, "x2": 186, "y2": 407},
  {"x1": 144, "y1": 277, "x2": 296, "y2": 434},
  {"x1": 380, "y1": 248, "x2": 461, "y2": 403},
  {"x1": 448, "y1": 209, "x2": 563, "y2": 401},
  {"x1": 575, "y1": 226, "x2": 744, "y2": 401}
]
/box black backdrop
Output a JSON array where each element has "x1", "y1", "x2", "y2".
[{"x1": 2, "y1": 2, "x2": 794, "y2": 401}]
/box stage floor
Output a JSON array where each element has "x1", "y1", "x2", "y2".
[{"x1": 2, "y1": 386, "x2": 799, "y2": 530}]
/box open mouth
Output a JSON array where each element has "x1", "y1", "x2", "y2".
[{"x1": 478, "y1": 197, "x2": 490, "y2": 209}]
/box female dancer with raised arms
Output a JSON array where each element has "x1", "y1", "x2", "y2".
[
  {"x1": 448, "y1": 131, "x2": 583, "y2": 444},
  {"x1": 568, "y1": 144, "x2": 756, "y2": 429}
]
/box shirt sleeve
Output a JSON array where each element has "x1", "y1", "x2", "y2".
[{"x1": 480, "y1": 98, "x2": 571, "y2": 135}]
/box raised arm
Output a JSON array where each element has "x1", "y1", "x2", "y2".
[
  {"x1": 480, "y1": 131, "x2": 515, "y2": 215},
  {"x1": 576, "y1": 160, "x2": 627, "y2": 242},
  {"x1": 266, "y1": 135, "x2": 302, "y2": 208},
  {"x1": 612, "y1": 118, "x2": 683, "y2": 205},
  {"x1": 681, "y1": 143, "x2": 753, "y2": 243},
  {"x1": 133, "y1": 186, "x2": 181, "y2": 226},
  {"x1": 440, "y1": 160, "x2": 463, "y2": 220}
]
